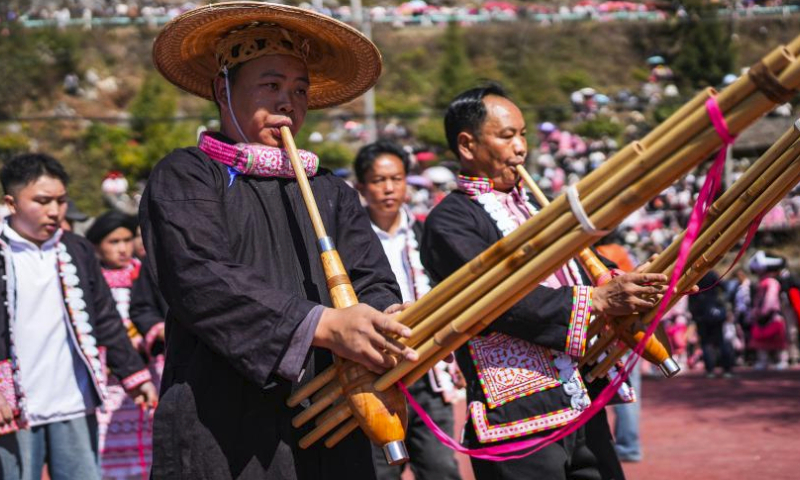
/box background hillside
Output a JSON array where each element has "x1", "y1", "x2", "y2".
[{"x1": 2, "y1": 9, "x2": 800, "y2": 213}]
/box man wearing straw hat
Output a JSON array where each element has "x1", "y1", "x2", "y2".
[
  {"x1": 142, "y1": 3, "x2": 417, "y2": 479},
  {"x1": 422, "y1": 84, "x2": 668, "y2": 479}
]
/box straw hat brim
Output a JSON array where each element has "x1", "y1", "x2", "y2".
[{"x1": 152, "y1": 2, "x2": 382, "y2": 109}]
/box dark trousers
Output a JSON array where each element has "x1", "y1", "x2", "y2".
[
  {"x1": 467, "y1": 421, "x2": 602, "y2": 480},
  {"x1": 372, "y1": 381, "x2": 461, "y2": 480},
  {"x1": 698, "y1": 323, "x2": 734, "y2": 373}
]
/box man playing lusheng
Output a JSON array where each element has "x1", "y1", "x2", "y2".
[
  {"x1": 142, "y1": 3, "x2": 417, "y2": 479},
  {"x1": 421, "y1": 84, "x2": 667, "y2": 479},
  {"x1": 0, "y1": 154, "x2": 157, "y2": 480},
  {"x1": 354, "y1": 141, "x2": 462, "y2": 480}
]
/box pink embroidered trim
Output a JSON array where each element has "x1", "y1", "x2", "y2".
[
  {"x1": 198, "y1": 132, "x2": 319, "y2": 178},
  {"x1": 456, "y1": 174, "x2": 527, "y2": 202},
  {"x1": 144, "y1": 323, "x2": 165, "y2": 356},
  {"x1": 565, "y1": 286, "x2": 592, "y2": 358},
  {"x1": 101, "y1": 259, "x2": 141, "y2": 289},
  {"x1": 469, "y1": 333, "x2": 561, "y2": 409},
  {"x1": 457, "y1": 175, "x2": 494, "y2": 196},
  {"x1": 121, "y1": 369, "x2": 152, "y2": 391},
  {"x1": 0, "y1": 359, "x2": 22, "y2": 435},
  {"x1": 469, "y1": 401, "x2": 582, "y2": 443}
]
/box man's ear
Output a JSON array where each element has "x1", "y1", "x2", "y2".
[
  {"x1": 4, "y1": 195, "x2": 16, "y2": 216},
  {"x1": 457, "y1": 131, "x2": 476, "y2": 163},
  {"x1": 213, "y1": 76, "x2": 229, "y2": 115}
]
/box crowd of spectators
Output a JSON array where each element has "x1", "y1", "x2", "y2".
[{"x1": 5, "y1": 0, "x2": 799, "y2": 29}]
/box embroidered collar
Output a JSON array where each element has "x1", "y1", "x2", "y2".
[
  {"x1": 198, "y1": 131, "x2": 320, "y2": 179},
  {"x1": 459, "y1": 178, "x2": 583, "y2": 287},
  {"x1": 457, "y1": 174, "x2": 527, "y2": 202}
]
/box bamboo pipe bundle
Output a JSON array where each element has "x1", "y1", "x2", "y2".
[
  {"x1": 280, "y1": 127, "x2": 409, "y2": 464},
  {"x1": 585, "y1": 122, "x2": 800, "y2": 380},
  {"x1": 289, "y1": 41, "x2": 800, "y2": 410},
  {"x1": 291, "y1": 40, "x2": 800, "y2": 447},
  {"x1": 309, "y1": 111, "x2": 800, "y2": 449},
  {"x1": 375, "y1": 52, "x2": 800, "y2": 382}
]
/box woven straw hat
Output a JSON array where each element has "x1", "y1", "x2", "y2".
[{"x1": 152, "y1": 2, "x2": 382, "y2": 109}]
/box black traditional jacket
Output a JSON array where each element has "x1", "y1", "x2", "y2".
[
  {"x1": 421, "y1": 190, "x2": 632, "y2": 448},
  {"x1": 0, "y1": 230, "x2": 151, "y2": 429},
  {"x1": 140, "y1": 146, "x2": 401, "y2": 480},
  {"x1": 130, "y1": 259, "x2": 168, "y2": 356}
]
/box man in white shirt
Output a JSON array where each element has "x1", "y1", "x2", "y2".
[
  {"x1": 0, "y1": 153, "x2": 157, "y2": 480},
  {"x1": 355, "y1": 141, "x2": 462, "y2": 480}
]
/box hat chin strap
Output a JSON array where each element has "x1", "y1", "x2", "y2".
[{"x1": 223, "y1": 66, "x2": 251, "y2": 144}]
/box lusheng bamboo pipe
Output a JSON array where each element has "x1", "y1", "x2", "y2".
[
  {"x1": 300, "y1": 82, "x2": 800, "y2": 442},
  {"x1": 377, "y1": 55, "x2": 800, "y2": 389},
  {"x1": 588, "y1": 130, "x2": 800, "y2": 379},
  {"x1": 280, "y1": 127, "x2": 409, "y2": 464},
  {"x1": 287, "y1": 44, "x2": 796, "y2": 408},
  {"x1": 288, "y1": 39, "x2": 800, "y2": 439}
]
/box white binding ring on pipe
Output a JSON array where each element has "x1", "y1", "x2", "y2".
[{"x1": 566, "y1": 185, "x2": 611, "y2": 237}]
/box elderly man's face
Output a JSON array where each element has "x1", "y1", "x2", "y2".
[
  {"x1": 216, "y1": 54, "x2": 309, "y2": 147},
  {"x1": 460, "y1": 95, "x2": 527, "y2": 193}
]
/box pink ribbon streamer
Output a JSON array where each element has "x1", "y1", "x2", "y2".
[
  {"x1": 138, "y1": 405, "x2": 149, "y2": 480},
  {"x1": 693, "y1": 210, "x2": 766, "y2": 294},
  {"x1": 398, "y1": 96, "x2": 737, "y2": 461}
]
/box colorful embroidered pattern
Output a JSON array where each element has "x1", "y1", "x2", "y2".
[
  {"x1": 0, "y1": 360, "x2": 21, "y2": 435},
  {"x1": 469, "y1": 333, "x2": 561, "y2": 409},
  {"x1": 565, "y1": 286, "x2": 593, "y2": 358},
  {"x1": 57, "y1": 243, "x2": 109, "y2": 401},
  {"x1": 198, "y1": 132, "x2": 319, "y2": 179},
  {"x1": 121, "y1": 368, "x2": 152, "y2": 391},
  {"x1": 469, "y1": 401, "x2": 582, "y2": 443},
  {"x1": 456, "y1": 175, "x2": 494, "y2": 197}
]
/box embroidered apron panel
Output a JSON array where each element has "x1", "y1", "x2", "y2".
[
  {"x1": 469, "y1": 401, "x2": 581, "y2": 443},
  {"x1": 469, "y1": 332, "x2": 561, "y2": 409}
]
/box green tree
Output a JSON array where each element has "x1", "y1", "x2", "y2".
[
  {"x1": 0, "y1": 27, "x2": 83, "y2": 119},
  {"x1": 574, "y1": 116, "x2": 623, "y2": 140},
  {"x1": 0, "y1": 132, "x2": 30, "y2": 164},
  {"x1": 434, "y1": 22, "x2": 476, "y2": 109},
  {"x1": 672, "y1": 1, "x2": 735, "y2": 89},
  {"x1": 315, "y1": 142, "x2": 354, "y2": 170},
  {"x1": 127, "y1": 72, "x2": 195, "y2": 177}
]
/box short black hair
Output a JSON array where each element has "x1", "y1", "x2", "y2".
[
  {"x1": 353, "y1": 140, "x2": 410, "y2": 184},
  {"x1": 1, "y1": 153, "x2": 70, "y2": 196},
  {"x1": 444, "y1": 83, "x2": 510, "y2": 158}
]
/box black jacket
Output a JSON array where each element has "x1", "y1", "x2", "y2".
[
  {"x1": 140, "y1": 146, "x2": 401, "y2": 480},
  {"x1": 0, "y1": 230, "x2": 149, "y2": 415}
]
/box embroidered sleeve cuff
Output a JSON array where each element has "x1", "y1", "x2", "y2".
[
  {"x1": 565, "y1": 286, "x2": 593, "y2": 358},
  {"x1": 121, "y1": 368, "x2": 152, "y2": 391},
  {"x1": 144, "y1": 322, "x2": 165, "y2": 355}
]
